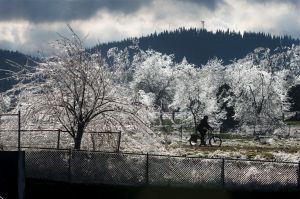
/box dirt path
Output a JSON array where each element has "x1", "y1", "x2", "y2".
[{"x1": 179, "y1": 145, "x2": 300, "y2": 153}]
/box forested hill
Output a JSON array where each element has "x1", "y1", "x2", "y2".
[
  {"x1": 0, "y1": 50, "x2": 31, "y2": 91},
  {"x1": 93, "y1": 28, "x2": 300, "y2": 66},
  {"x1": 1, "y1": 28, "x2": 300, "y2": 91}
]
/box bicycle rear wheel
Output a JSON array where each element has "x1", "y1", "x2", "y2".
[
  {"x1": 209, "y1": 136, "x2": 222, "y2": 147},
  {"x1": 189, "y1": 140, "x2": 197, "y2": 146},
  {"x1": 189, "y1": 134, "x2": 198, "y2": 146}
]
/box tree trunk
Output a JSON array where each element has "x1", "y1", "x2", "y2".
[
  {"x1": 74, "y1": 123, "x2": 85, "y2": 150},
  {"x1": 192, "y1": 113, "x2": 197, "y2": 134},
  {"x1": 172, "y1": 110, "x2": 175, "y2": 123},
  {"x1": 159, "y1": 110, "x2": 163, "y2": 126},
  {"x1": 159, "y1": 100, "x2": 163, "y2": 126}
]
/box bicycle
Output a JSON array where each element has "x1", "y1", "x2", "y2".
[{"x1": 188, "y1": 129, "x2": 222, "y2": 147}]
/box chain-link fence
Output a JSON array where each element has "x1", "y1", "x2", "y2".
[
  {"x1": 2, "y1": 111, "x2": 300, "y2": 191},
  {"x1": 224, "y1": 159, "x2": 298, "y2": 191},
  {"x1": 71, "y1": 151, "x2": 147, "y2": 185},
  {"x1": 148, "y1": 155, "x2": 223, "y2": 188},
  {"x1": 1, "y1": 128, "x2": 121, "y2": 152},
  {"x1": 0, "y1": 112, "x2": 20, "y2": 150},
  {"x1": 24, "y1": 149, "x2": 300, "y2": 191},
  {"x1": 19, "y1": 130, "x2": 121, "y2": 152},
  {"x1": 1, "y1": 111, "x2": 121, "y2": 152},
  {"x1": 25, "y1": 150, "x2": 70, "y2": 182}
]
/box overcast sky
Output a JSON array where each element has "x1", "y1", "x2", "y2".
[{"x1": 0, "y1": 0, "x2": 300, "y2": 55}]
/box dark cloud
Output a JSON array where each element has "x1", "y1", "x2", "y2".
[
  {"x1": 0, "y1": 0, "x2": 151, "y2": 23},
  {"x1": 247, "y1": 0, "x2": 300, "y2": 5},
  {"x1": 175, "y1": 0, "x2": 224, "y2": 10}
]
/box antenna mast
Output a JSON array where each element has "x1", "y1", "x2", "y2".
[{"x1": 201, "y1": 20, "x2": 205, "y2": 29}]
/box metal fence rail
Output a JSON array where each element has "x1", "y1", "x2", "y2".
[{"x1": 24, "y1": 149, "x2": 300, "y2": 191}]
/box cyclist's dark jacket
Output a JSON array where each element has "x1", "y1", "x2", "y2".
[{"x1": 197, "y1": 118, "x2": 212, "y2": 132}]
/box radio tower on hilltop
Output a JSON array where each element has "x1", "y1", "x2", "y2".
[{"x1": 201, "y1": 20, "x2": 205, "y2": 29}]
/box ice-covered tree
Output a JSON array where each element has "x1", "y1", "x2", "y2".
[
  {"x1": 131, "y1": 49, "x2": 176, "y2": 125},
  {"x1": 106, "y1": 41, "x2": 141, "y2": 85},
  {"x1": 226, "y1": 52, "x2": 289, "y2": 134},
  {"x1": 0, "y1": 94, "x2": 8, "y2": 113},
  {"x1": 170, "y1": 58, "x2": 226, "y2": 133},
  {"x1": 3, "y1": 28, "x2": 153, "y2": 150}
]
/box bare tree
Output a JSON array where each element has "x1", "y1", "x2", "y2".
[{"x1": 4, "y1": 27, "x2": 148, "y2": 150}]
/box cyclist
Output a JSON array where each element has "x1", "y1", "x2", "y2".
[{"x1": 197, "y1": 115, "x2": 213, "y2": 146}]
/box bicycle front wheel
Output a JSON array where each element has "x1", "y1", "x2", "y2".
[{"x1": 209, "y1": 136, "x2": 222, "y2": 147}]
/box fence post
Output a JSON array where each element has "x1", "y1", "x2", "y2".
[
  {"x1": 91, "y1": 133, "x2": 96, "y2": 151},
  {"x1": 117, "y1": 131, "x2": 121, "y2": 153},
  {"x1": 18, "y1": 110, "x2": 21, "y2": 151},
  {"x1": 146, "y1": 153, "x2": 149, "y2": 185},
  {"x1": 221, "y1": 158, "x2": 225, "y2": 188},
  {"x1": 57, "y1": 129, "x2": 61, "y2": 149},
  {"x1": 298, "y1": 161, "x2": 300, "y2": 190},
  {"x1": 68, "y1": 149, "x2": 72, "y2": 183},
  {"x1": 180, "y1": 125, "x2": 183, "y2": 141}
]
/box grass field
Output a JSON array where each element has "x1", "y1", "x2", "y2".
[{"x1": 163, "y1": 133, "x2": 300, "y2": 162}]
